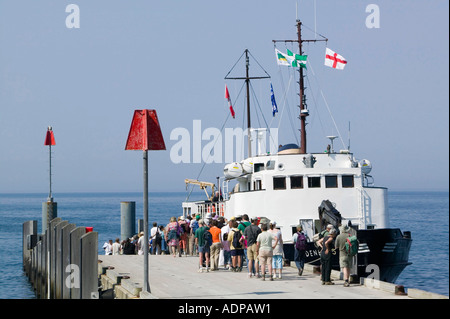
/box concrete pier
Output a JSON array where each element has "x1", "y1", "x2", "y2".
[{"x1": 97, "y1": 255, "x2": 447, "y2": 299}]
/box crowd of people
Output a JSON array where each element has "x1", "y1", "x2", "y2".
[{"x1": 102, "y1": 213, "x2": 355, "y2": 286}]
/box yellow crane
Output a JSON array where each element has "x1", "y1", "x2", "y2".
[{"x1": 184, "y1": 179, "x2": 216, "y2": 201}]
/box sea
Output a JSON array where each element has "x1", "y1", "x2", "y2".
[{"x1": 0, "y1": 191, "x2": 448, "y2": 299}]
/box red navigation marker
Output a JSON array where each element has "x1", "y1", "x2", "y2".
[
  {"x1": 124, "y1": 109, "x2": 165, "y2": 294},
  {"x1": 44, "y1": 126, "x2": 56, "y2": 146},
  {"x1": 125, "y1": 110, "x2": 166, "y2": 151},
  {"x1": 44, "y1": 126, "x2": 56, "y2": 201}
]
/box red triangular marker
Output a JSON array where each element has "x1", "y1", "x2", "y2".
[
  {"x1": 125, "y1": 109, "x2": 166, "y2": 151},
  {"x1": 44, "y1": 127, "x2": 56, "y2": 146}
]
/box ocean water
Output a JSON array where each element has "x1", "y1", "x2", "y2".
[{"x1": 0, "y1": 191, "x2": 448, "y2": 299}]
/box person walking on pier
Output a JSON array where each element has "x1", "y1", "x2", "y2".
[
  {"x1": 209, "y1": 219, "x2": 222, "y2": 271},
  {"x1": 150, "y1": 222, "x2": 162, "y2": 255},
  {"x1": 293, "y1": 225, "x2": 307, "y2": 276},
  {"x1": 335, "y1": 224, "x2": 354, "y2": 287},
  {"x1": 269, "y1": 221, "x2": 284, "y2": 279},
  {"x1": 103, "y1": 239, "x2": 113, "y2": 255},
  {"x1": 166, "y1": 217, "x2": 180, "y2": 257},
  {"x1": 137, "y1": 232, "x2": 146, "y2": 255},
  {"x1": 189, "y1": 215, "x2": 200, "y2": 256},
  {"x1": 178, "y1": 216, "x2": 188, "y2": 256},
  {"x1": 159, "y1": 225, "x2": 168, "y2": 255},
  {"x1": 243, "y1": 217, "x2": 261, "y2": 278},
  {"x1": 318, "y1": 228, "x2": 337, "y2": 285},
  {"x1": 256, "y1": 223, "x2": 273, "y2": 281},
  {"x1": 122, "y1": 237, "x2": 135, "y2": 255},
  {"x1": 195, "y1": 219, "x2": 211, "y2": 272},
  {"x1": 112, "y1": 238, "x2": 122, "y2": 255},
  {"x1": 238, "y1": 214, "x2": 251, "y2": 269},
  {"x1": 228, "y1": 220, "x2": 244, "y2": 272}
]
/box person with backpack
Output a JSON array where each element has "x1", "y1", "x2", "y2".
[
  {"x1": 293, "y1": 225, "x2": 307, "y2": 276},
  {"x1": 150, "y1": 222, "x2": 162, "y2": 255},
  {"x1": 243, "y1": 217, "x2": 262, "y2": 278},
  {"x1": 335, "y1": 224, "x2": 356, "y2": 287},
  {"x1": 317, "y1": 227, "x2": 337, "y2": 285},
  {"x1": 227, "y1": 220, "x2": 244, "y2": 272},
  {"x1": 189, "y1": 215, "x2": 200, "y2": 256},
  {"x1": 194, "y1": 219, "x2": 211, "y2": 272}
]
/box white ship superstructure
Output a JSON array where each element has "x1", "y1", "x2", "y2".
[{"x1": 222, "y1": 148, "x2": 388, "y2": 243}]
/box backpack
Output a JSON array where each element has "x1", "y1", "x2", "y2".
[
  {"x1": 191, "y1": 220, "x2": 199, "y2": 233},
  {"x1": 295, "y1": 232, "x2": 307, "y2": 251},
  {"x1": 183, "y1": 222, "x2": 190, "y2": 234},
  {"x1": 154, "y1": 230, "x2": 162, "y2": 244},
  {"x1": 203, "y1": 229, "x2": 212, "y2": 247},
  {"x1": 232, "y1": 229, "x2": 243, "y2": 249},
  {"x1": 345, "y1": 235, "x2": 358, "y2": 257}
]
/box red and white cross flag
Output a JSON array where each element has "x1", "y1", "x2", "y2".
[{"x1": 324, "y1": 48, "x2": 347, "y2": 70}]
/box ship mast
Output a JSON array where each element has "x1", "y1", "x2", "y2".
[
  {"x1": 225, "y1": 49, "x2": 270, "y2": 158},
  {"x1": 273, "y1": 20, "x2": 327, "y2": 154}
]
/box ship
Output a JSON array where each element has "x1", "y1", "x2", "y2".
[{"x1": 182, "y1": 19, "x2": 412, "y2": 283}]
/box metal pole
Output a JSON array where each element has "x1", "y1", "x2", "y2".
[
  {"x1": 48, "y1": 144, "x2": 52, "y2": 202},
  {"x1": 245, "y1": 49, "x2": 252, "y2": 158},
  {"x1": 297, "y1": 20, "x2": 307, "y2": 154},
  {"x1": 143, "y1": 150, "x2": 150, "y2": 292}
]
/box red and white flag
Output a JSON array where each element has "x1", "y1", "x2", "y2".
[
  {"x1": 225, "y1": 85, "x2": 235, "y2": 119},
  {"x1": 324, "y1": 48, "x2": 347, "y2": 70}
]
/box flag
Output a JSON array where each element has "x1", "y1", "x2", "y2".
[
  {"x1": 286, "y1": 49, "x2": 307, "y2": 69},
  {"x1": 270, "y1": 83, "x2": 278, "y2": 117},
  {"x1": 275, "y1": 48, "x2": 290, "y2": 66},
  {"x1": 275, "y1": 48, "x2": 307, "y2": 68},
  {"x1": 324, "y1": 48, "x2": 347, "y2": 70},
  {"x1": 225, "y1": 85, "x2": 235, "y2": 119}
]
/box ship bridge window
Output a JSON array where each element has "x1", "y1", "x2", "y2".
[
  {"x1": 325, "y1": 175, "x2": 338, "y2": 188},
  {"x1": 273, "y1": 176, "x2": 286, "y2": 190},
  {"x1": 307, "y1": 176, "x2": 321, "y2": 188},
  {"x1": 266, "y1": 160, "x2": 276, "y2": 170},
  {"x1": 342, "y1": 175, "x2": 355, "y2": 188},
  {"x1": 290, "y1": 175, "x2": 304, "y2": 189},
  {"x1": 254, "y1": 163, "x2": 265, "y2": 172}
]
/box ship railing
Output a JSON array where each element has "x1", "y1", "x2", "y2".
[{"x1": 182, "y1": 200, "x2": 226, "y2": 219}]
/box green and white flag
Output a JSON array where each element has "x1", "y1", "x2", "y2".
[
  {"x1": 287, "y1": 49, "x2": 307, "y2": 68},
  {"x1": 275, "y1": 48, "x2": 307, "y2": 68}
]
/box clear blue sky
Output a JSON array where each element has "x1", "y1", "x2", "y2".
[{"x1": 0, "y1": 0, "x2": 448, "y2": 193}]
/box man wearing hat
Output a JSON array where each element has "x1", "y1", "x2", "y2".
[{"x1": 335, "y1": 224, "x2": 354, "y2": 287}]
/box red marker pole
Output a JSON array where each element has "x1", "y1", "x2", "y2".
[
  {"x1": 43, "y1": 126, "x2": 57, "y2": 233},
  {"x1": 125, "y1": 110, "x2": 165, "y2": 293},
  {"x1": 44, "y1": 126, "x2": 56, "y2": 201}
]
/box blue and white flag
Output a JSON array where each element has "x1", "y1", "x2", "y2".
[{"x1": 271, "y1": 83, "x2": 278, "y2": 117}]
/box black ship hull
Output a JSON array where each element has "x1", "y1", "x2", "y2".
[{"x1": 283, "y1": 228, "x2": 412, "y2": 283}]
